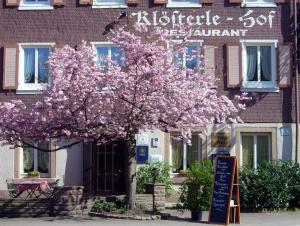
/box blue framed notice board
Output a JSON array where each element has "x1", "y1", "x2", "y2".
[{"x1": 136, "y1": 146, "x2": 149, "y2": 164}]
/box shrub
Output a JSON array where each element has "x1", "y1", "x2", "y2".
[
  {"x1": 177, "y1": 161, "x2": 214, "y2": 211},
  {"x1": 136, "y1": 161, "x2": 174, "y2": 197},
  {"x1": 239, "y1": 161, "x2": 300, "y2": 211},
  {"x1": 91, "y1": 200, "x2": 116, "y2": 213}
]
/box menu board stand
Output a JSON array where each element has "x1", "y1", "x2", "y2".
[{"x1": 208, "y1": 156, "x2": 240, "y2": 225}]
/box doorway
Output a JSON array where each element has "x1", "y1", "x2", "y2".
[{"x1": 96, "y1": 141, "x2": 126, "y2": 195}]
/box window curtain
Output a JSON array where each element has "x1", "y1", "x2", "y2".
[
  {"x1": 23, "y1": 147, "x2": 34, "y2": 173},
  {"x1": 187, "y1": 135, "x2": 199, "y2": 168},
  {"x1": 257, "y1": 135, "x2": 269, "y2": 165},
  {"x1": 260, "y1": 46, "x2": 271, "y2": 81},
  {"x1": 37, "y1": 143, "x2": 49, "y2": 173},
  {"x1": 186, "y1": 45, "x2": 198, "y2": 69},
  {"x1": 241, "y1": 136, "x2": 254, "y2": 168},
  {"x1": 24, "y1": 48, "x2": 35, "y2": 83},
  {"x1": 38, "y1": 48, "x2": 50, "y2": 83},
  {"x1": 171, "y1": 138, "x2": 183, "y2": 172},
  {"x1": 246, "y1": 46, "x2": 257, "y2": 81}
]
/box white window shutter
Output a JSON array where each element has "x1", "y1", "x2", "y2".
[
  {"x1": 53, "y1": 0, "x2": 66, "y2": 5},
  {"x1": 227, "y1": 45, "x2": 241, "y2": 88},
  {"x1": 278, "y1": 45, "x2": 292, "y2": 88},
  {"x1": 203, "y1": 45, "x2": 216, "y2": 77},
  {"x1": 6, "y1": 0, "x2": 19, "y2": 6},
  {"x1": 79, "y1": 0, "x2": 92, "y2": 4},
  {"x1": 3, "y1": 45, "x2": 18, "y2": 90}
]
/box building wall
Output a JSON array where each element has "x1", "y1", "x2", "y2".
[
  {"x1": 55, "y1": 142, "x2": 83, "y2": 186},
  {"x1": 0, "y1": 0, "x2": 295, "y2": 123},
  {"x1": 139, "y1": 122, "x2": 296, "y2": 167},
  {"x1": 0, "y1": 0, "x2": 297, "y2": 194},
  {"x1": 0, "y1": 143, "x2": 14, "y2": 191}
]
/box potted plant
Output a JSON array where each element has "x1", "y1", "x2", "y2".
[
  {"x1": 27, "y1": 171, "x2": 40, "y2": 178},
  {"x1": 177, "y1": 161, "x2": 214, "y2": 221}
]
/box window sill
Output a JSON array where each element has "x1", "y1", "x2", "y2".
[
  {"x1": 241, "y1": 87, "x2": 279, "y2": 93},
  {"x1": 13, "y1": 178, "x2": 57, "y2": 183},
  {"x1": 241, "y1": 2, "x2": 276, "y2": 7},
  {"x1": 92, "y1": 4, "x2": 127, "y2": 8},
  {"x1": 166, "y1": 3, "x2": 202, "y2": 8},
  {"x1": 18, "y1": 5, "x2": 54, "y2": 10}
]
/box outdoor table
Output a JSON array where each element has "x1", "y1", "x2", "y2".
[{"x1": 14, "y1": 180, "x2": 50, "y2": 199}]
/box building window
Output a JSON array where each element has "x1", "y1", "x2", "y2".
[
  {"x1": 241, "y1": 133, "x2": 271, "y2": 169},
  {"x1": 92, "y1": 0, "x2": 127, "y2": 8},
  {"x1": 171, "y1": 134, "x2": 201, "y2": 173},
  {"x1": 174, "y1": 42, "x2": 202, "y2": 73},
  {"x1": 94, "y1": 44, "x2": 125, "y2": 67},
  {"x1": 167, "y1": 0, "x2": 201, "y2": 8},
  {"x1": 18, "y1": 44, "x2": 53, "y2": 93},
  {"x1": 241, "y1": 0, "x2": 276, "y2": 7},
  {"x1": 21, "y1": 143, "x2": 50, "y2": 177},
  {"x1": 241, "y1": 41, "x2": 278, "y2": 92},
  {"x1": 19, "y1": 0, "x2": 53, "y2": 10}
]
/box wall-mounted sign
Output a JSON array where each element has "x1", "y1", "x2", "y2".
[
  {"x1": 131, "y1": 10, "x2": 276, "y2": 37},
  {"x1": 136, "y1": 146, "x2": 149, "y2": 164},
  {"x1": 211, "y1": 132, "x2": 231, "y2": 148},
  {"x1": 151, "y1": 137, "x2": 159, "y2": 148},
  {"x1": 136, "y1": 133, "x2": 149, "y2": 146},
  {"x1": 149, "y1": 154, "x2": 162, "y2": 163}
]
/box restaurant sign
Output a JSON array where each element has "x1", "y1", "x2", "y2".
[{"x1": 131, "y1": 10, "x2": 276, "y2": 37}]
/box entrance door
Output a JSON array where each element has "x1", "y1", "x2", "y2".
[{"x1": 96, "y1": 142, "x2": 126, "y2": 195}]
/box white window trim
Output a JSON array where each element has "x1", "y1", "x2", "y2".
[
  {"x1": 91, "y1": 41, "x2": 122, "y2": 64},
  {"x1": 92, "y1": 0, "x2": 127, "y2": 8},
  {"x1": 241, "y1": 0, "x2": 276, "y2": 8},
  {"x1": 240, "y1": 40, "x2": 279, "y2": 93},
  {"x1": 167, "y1": 0, "x2": 202, "y2": 8},
  {"x1": 18, "y1": 0, "x2": 53, "y2": 10},
  {"x1": 20, "y1": 144, "x2": 51, "y2": 178},
  {"x1": 17, "y1": 43, "x2": 55, "y2": 95},
  {"x1": 240, "y1": 133, "x2": 271, "y2": 169}
]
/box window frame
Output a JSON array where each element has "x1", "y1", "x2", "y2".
[
  {"x1": 240, "y1": 40, "x2": 279, "y2": 92},
  {"x1": 92, "y1": 0, "x2": 127, "y2": 8},
  {"x1": 91, "y1": 42, "x2": 124, "y2": 66},
  {"x1": 20, "y1": 143, "x2": 51, "y2": 178},
  {"x1": 241, "y1": 0, "x2": 276, "y2": 8},
  {"x1": 170, "y1": 133, "x2": 202, "y2": 173},
  {"x1": 170, "y1": 40, "x2": 203, "y2": 72},
  {"x1": 166, "y1": 0, "x2": 202, "y2": 8},
  {"x1": 18, "y1": 0, "x2": 54, "y2": 10},
  {"x1": 17, "y1": 43, "x2": 54, "y2": 94},
  {"x1": 240, "y1": 133, "x2": 272, "y2": 169}
]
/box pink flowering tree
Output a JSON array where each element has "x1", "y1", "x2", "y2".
[{"x1": 0, "y1": 24, "x2": 247, "y2": 209}]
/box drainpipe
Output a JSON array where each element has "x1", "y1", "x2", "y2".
[{"x1": 294, "y1": 0, "x2": 299, "y2": 163}]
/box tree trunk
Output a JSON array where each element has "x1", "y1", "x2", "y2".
[{"x1": 126, "y1": 139, "x2": 137, "y2": 210}]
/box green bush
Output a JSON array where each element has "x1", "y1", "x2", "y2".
[
  {"x1": 136, "y1": 161, "x2": 174, "y2": 197},
  {"x1": 177, "y1": 161, "x2": 214, "y2": 211},
  {"x1": 239, "y1": 161, "x2": 300, "y2": 211},
  {"x1": 91, "y1": 200, "x2": 117, "y2": 213}
]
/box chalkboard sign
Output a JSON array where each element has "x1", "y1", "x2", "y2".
[{"x1": 209, "y1": 156, "x2": 237, "y2": 225}]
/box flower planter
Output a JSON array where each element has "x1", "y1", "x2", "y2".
[{"x1": 191, "y1": 210, "x2": 202, "y2": 221}]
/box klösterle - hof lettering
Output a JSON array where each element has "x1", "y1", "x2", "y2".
[{"x1": 131, "y1": 10, "x2": 276, "y2": 37}]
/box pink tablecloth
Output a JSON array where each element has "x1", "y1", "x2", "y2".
[{"x1": 15, "y1": 181, "x2": 50, "y2": 192}]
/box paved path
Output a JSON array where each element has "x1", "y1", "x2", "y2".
[{"x1": 0, "y1": 211, "x2": 299, "y2": 226}]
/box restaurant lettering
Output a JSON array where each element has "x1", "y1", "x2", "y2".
[{"x1": 131, "y1": 10, "x2": 276, "y2": 37}]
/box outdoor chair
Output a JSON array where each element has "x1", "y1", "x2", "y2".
[{"x1": 6, "y1": 180, "x2": 20, "y2": 198}]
